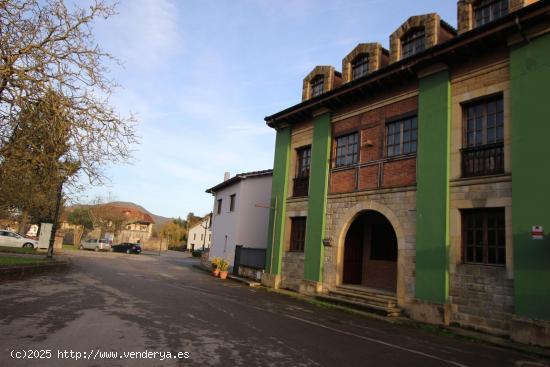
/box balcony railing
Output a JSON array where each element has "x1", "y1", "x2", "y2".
[
  {"x1": 293, "y1": 176, "x2": 309, "y2": 197},
  {"x1": 461, "y1": 143, "x2": 504, "y2": 178}
]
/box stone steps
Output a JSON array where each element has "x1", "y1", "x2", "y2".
[{"x1": 317, "y1": 286, "x2": 402, "y2": 317}]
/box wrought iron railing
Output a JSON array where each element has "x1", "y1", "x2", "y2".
[
  {"x1": 461, "y1": 143, "x2": 504, "y2": 178},
  {"x1": 293, "y1": 176, "x2": 309, "y2": 197}
]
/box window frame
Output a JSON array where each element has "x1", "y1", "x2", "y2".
[
  {"x1": 385, "y1": 115, "x2": 418, "y2": 158},
  {"x1": 351, "y1": 53, "x2": 369, "y2": 80},
  {"x1": 289, "y1": 216, "x2": 307, "y2": 252},
  {"x1": 334, "y1": 132, "x2": 359, "y2": 168},
  {"x1": 216, "y1": 198, "x2": 222, "y2": 215},
  {"x1": 295, "y1": 145, "x2": 311, "y2": 178},
  {"x1": 461, "y1": 208, "x2": 506, "y2": 266},
  {"x1": 229, "y1": 194, "x2": 236, "y2": 212},
  {"x1": 401, "y1": 27, "x2": 426, "y2": 59},
  {"x1": 461, "y1": 94, "x2": 504, "y2": 177},
  {"x1": 310, "y1": 75, "x2": 325, "y2": 98},
  {"x1": 474, "y1": 0, "x2": 509, "y2": 28}
]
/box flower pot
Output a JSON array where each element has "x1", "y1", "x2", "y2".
[
  {"x1": 212, "y1": 268, "x2": 220, "y2": 277},
  {"x1": 219, "y1": 270, "x2": 228, "y2": 280}
]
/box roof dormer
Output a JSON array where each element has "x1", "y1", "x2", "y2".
[
  {"x1": 389, "y1": 13, "x2": 456, "y2": 63},
  {"x1": 302, "y1": 66, "x2": 343, "y2": 101},
  {"x1": 457, "y1": 0, "x2": 539, "y2": 34},
  {"x1": 341, "y1": 43, "x2": 389, "y2": 83}
]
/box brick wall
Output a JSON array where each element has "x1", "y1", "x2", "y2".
[
  {"x1": 330, "y1": 169, "x2": 356, "y2": 193},
  {"x1": 329, "y1": 96, "x2": 418, "y2": 194},
  {"x1": 382, "y1": 158, "x2": 416, "y2": 187}
]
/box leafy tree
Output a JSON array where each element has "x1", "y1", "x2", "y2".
[
  {"x1": 0, "y1": 0, "x2": 137, "y2": 189},
  {"x1": 160, "y1": 221, "x2": 186, "y2": 248},
  {"x1": 67, "y1": 207, "x2": 93, "y2": 245},
  {"x1": 0, "y1": 91, "x2": 76, "y2": 232}
]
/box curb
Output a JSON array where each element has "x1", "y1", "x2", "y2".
[
  {"x1": 265, "y1": 288, "x2": 550, "y2": 359},
  {"x1": 0, "y1": 261, "x2": 70, "y2": 278},
  {"x1": 192, "y1": 264, "x2": 261, "y2": 287},
  {"x1": 191, "y1": 265, "x2": 550, "y2": 358}
]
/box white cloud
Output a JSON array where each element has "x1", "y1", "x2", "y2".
[{"x1": 97, "y1": 0, "x2": 183, "y2": 71}]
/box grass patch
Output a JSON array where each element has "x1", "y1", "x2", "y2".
[
  {"x1": 0, "y1": 246, "x2": 37, "y2": 254},
  {"x1": 62, "y1": 244, "x2": 78, "y2": 251},
  {"x1": 0, "y1": 255, "x2": 50, "y2": 266}
]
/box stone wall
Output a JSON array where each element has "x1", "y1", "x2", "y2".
[
  {"x1": 323, "y1": 188, "x2": 417, "y2": 306},
  {"x1": 450, "y1": 264, "x2": 514, "y2": 334},
  {"x1": 281, "y1": 252, "x2": 305, "y2": 291},
  {"x1": 341, "y1": 43, "x2": 389, "y2": 83},
  {"x1": 389, "y1": 14, "x2": 440, "y2": 63}
]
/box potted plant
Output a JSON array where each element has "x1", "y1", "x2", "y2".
[
  {"x1": 218, "y1": 259, "x2": 229, "y2": 280},
  {"x1": 211, "y1": 258, "x2": 220, "y2": 277}
]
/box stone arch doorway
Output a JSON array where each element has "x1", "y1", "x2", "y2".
[{"x1": 342, "y1": 210, "x2": 398, "y2": 292}]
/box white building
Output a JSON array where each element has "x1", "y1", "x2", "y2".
[
  {"x1": 206, "y1": 170, "x2": 272, "y2": 269},
  {"x1": 187, "y1": 214, "x2": 212, "y2": 251}
]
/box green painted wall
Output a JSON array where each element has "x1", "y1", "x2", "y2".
[
  {"x1": 510, "y1": 33, "x2": 550, "y2": 320},
  {"x1": 303, "y1": 112, "x2": 332, "y2": 282},
  {"x1": 416, "y1": 70, "x2": 451, "y2": 304},
  {"x1": 265, "y1": 127, "x2": 291, "y2": 275}
]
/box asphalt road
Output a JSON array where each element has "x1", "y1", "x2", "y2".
[{"x1": 0, "y1": 250, "x2": 548, "y2": 367}]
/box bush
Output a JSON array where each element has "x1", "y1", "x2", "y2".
[{"x1": 191, "y1": 249, "x2": 203, "y2": 257}]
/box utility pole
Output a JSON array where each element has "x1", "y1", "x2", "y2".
[
  {"x1": 255, "y1": 197, "x2": 277, "y2": 273},
  {"x1": 201, "y1": 212, "x2": 212, "y2": 251}
]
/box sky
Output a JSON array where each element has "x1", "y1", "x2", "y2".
[{"x1": 82, "y1": 0, "x2": 457, "y2": 218}]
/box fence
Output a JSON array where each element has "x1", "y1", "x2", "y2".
[{"x1": 233, "y1": 245, "x2": 266, "y2": 276}]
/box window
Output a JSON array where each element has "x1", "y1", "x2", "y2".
[
  {"x1": 230, "y1": 194, "x2": 236, "y2": 212},
  {"x1": 193, "y1": 233, "x2": 196, "y2": 240},
  {"x1": 335, "y1": 133, "x2": 359, "y2": 167},
  {"x1": 462, "y1": 208, "x2": 505, "y2": 265},
  {"x1": 201, "y1": 234, "x2": 203, "y2": 240},
  {"x1": 208, "y1": 234, "x2": 211, "y2": 241},
  {"x1": 475, "y1": 0, "x2": 508, "y2": 27},
  {"x1": 293, "y1": 146, "x2": 311, "y2": 197},
  {"x1": 401, "y1": 28, "x2": 425, "y2": 58},
  {"x1": 217, "y1": 198, "x2": 222, "y2": 214},
  {"x1": 386, "y1": 116, "x2": 417, "y2": 157},
  {"x1": 351, "y1": 53, "x2": 369, "y2": 80},
  {"x1": 289, "y1": 217, "x2": 307, "y2": 252},
  {"x1": 462, "y1": 96, "x2": 504, "y2": 177},
  {"x1": 310, "y1": 75, "x2": 324, "y2": 97}
]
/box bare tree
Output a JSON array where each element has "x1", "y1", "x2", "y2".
[{"x1": 0, "y1": 0, "x2": 137, "y2": 187}]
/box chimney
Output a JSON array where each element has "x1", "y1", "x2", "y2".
[{"x1": 224, "y1": 172, "x2": 230, "y2": 181}]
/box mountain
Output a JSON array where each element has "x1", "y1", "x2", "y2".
[{"x1": 105, "y1": 201, "x2": 174, "y2": 226}]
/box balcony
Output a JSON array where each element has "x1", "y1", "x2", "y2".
[
  {"x1": 461, "y1": 143, "x2": 504, "y2": 178},
  {"x1": 293, "y1": 176, "x2": 309, "y2": 197}
]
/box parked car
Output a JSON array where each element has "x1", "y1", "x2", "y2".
[
  {"x1": 79, "y1": 238, "x2": 111, "y2": 252},
  {"x1": 0, "y1": 230, "x2": 39, "y2": 249},
  {"x1": 111, "y1": 242, "x2": 141, "y2": 254}
]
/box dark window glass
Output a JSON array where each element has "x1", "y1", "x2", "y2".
[
  {"x1": 462, "y1": 96, "x2": 504, "y2": 177},
  {"x1": 401, "y1": 28, "x2": 425, "y2": 58},
  {"x1": 229, "y1": 194, "x2": 236, "y2": 212},
  {"x1": 296, "y1": 146, "x2": 311, "y2": 178},
  {"x1": 217, "y1": 199, "x2": 222, "y2": 214},
  {"x1": 462, "y1": 208, "x2": 505, "y2": 265},
  {"x1": 386, "y1": 116, "x2": 418, "y2": 157},
  {"x1": 351, "y1": 53, "x2": 369, "y2": 80},
  {"x1": 311, "y1": 75, "x2": 325, "y2": 97},
  {"x1": 335, "y1": 133, "x2": 359, "y2": 167},
  {"x1": 475, "y1": 0, "x2": 508, "y2": 27},
  {"x1": 293, "y1": 146, "x2": 311, "y2": 197},
  {"x1": 290, "y1": 217, "x2": 307, "y2": 252}
]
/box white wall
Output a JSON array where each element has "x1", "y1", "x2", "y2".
[
  {"x1": 236, "y1": 175, "x2": 272, "y2": 248},
  {"x1": 188, "y1": 218, "x2": 211, "y2": 251},
  {"x1": 208, "y1": 174, "x2": 272, "y2": 268},
  {"x1": 209, "y1": 182, "x2": 241, "y2": 264}
]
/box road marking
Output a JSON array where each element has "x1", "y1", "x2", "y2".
[{"x1": 268, "y1": 311, "x2": 469, "y2": 367}]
